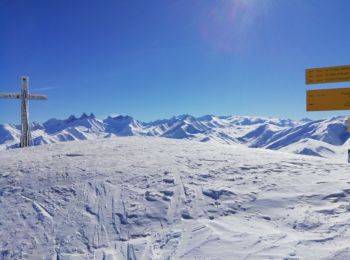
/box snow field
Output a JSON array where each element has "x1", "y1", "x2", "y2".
[{"x1": 1, "y1": 136, "x2": 350, "y2": 259}]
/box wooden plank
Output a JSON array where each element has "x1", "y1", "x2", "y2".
[
  {"x1": 306, "y1": 65, "x2": 350, "y2": 84},
  {"x1": 28, "y1": 94, "x2": 48, "y2": 100},
  {"x1": 0, "y1": 93, "x2": 21, "y2": 99},
  {"x1": 20, "y1": 76, "x2": 30, "y2": 147},
  {"x1": 307, "y1": 88, "x2": 350, "y2": 111}
]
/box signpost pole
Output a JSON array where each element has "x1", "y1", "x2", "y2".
[{"x1": 348, "y1": 117, "x2": 350, "y2": 163}]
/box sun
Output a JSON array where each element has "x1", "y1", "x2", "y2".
[{"x1": 199, "y1": 0, "x2": 269, "y2": 53}]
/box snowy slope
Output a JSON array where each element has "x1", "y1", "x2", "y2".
[
  {"x1": 234, "y1": 116, "x2": 350, "y2": 157},
  {"x1": 1, "y1": 137, "x2": 350, "y2": 259},
  {"x1": 1, "y1": 114, "x2": 349, "y2": 158},
  {"x1": 264, "y1": 116, "x2": 350, "y2": 150},
  {"x1": 0, "y1": 123, "x2": 20, "y2": 146},
  {"x1": 278, "y1": 138, "x2": 343, "y2": 158}
]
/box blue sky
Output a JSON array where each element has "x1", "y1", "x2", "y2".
[{"x1": 1, "y1": 0, "x2": 350, "y2": 124}]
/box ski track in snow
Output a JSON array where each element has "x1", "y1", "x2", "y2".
[{"x1": 1, "y1": 136, "x2": 350, "y2": 259}]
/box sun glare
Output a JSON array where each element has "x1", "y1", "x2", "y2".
[{"x1": 199, "y1": 0, "x2": 269, "y2": 53}]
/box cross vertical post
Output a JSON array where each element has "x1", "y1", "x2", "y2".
[{"x1": 20, "y1": 76, "x2": 30, "y2": 147}]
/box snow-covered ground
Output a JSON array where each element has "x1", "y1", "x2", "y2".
[{"x1": 1, "y1": 136, "x2": 350, "y2": 259}]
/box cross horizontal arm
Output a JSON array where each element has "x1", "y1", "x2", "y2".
[
  {"x1": 28, "y1": 94, "x2": 48, "y2": 100},
  {"x1": 0, "y1": 92, "x2": 21, "y2": 99}
]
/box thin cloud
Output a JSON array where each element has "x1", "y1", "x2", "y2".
[{"x1": 30, "y1": 86, "x2": 60, "y2": 92}]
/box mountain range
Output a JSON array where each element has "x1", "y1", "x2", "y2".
[{"x1": 1, "y1": 113, "x2": 349, "y2": 158}]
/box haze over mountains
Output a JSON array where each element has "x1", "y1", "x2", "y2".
[{"x1": 0, "y1": 113, "x2": 349, "y2": 158}]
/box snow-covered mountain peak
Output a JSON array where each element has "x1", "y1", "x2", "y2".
[
  {"x1": 196, "y1": 114, "x2": 216, "y2": 121},
  {"x1": 105, "y1": 114, "x2": 133, "y2": 121},
  {"x1": 103, "y1": 115, "x2": 145, "y2": 136},
  {"x1": 43, "y1": 113, "x2": 104, "y2": 135},
  {"x1": 0, "y1": 114, "x2": 349, "y2": 158}
]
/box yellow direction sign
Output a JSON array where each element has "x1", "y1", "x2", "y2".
[
  {"x1": 306, "y1": 65, "x2": 350, "y2": 85},
  {"x1": 307, "y1": 87, "x2": 350, "y2": 111}
]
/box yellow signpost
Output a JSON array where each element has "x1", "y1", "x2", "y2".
[
  {"x1": 307, "y1": 88, "x2": 350, "y2": 111},
  {"x1": 306, "y1": 65, "x2": 350, "y2": 85},
  {"x1": 305, "y1": 65, "x2": 350, "y2": 162}
]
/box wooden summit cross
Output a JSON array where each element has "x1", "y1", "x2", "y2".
[{"x1": 0, "y1": 76, "x2": 48, "y2": 148}]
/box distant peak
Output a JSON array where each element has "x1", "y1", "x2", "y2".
[
  {"x1": 174, "y1": 114, "x2": 197, "y2": 122},
  {"x1": 80, "y1": 113, "x2": 96, "y2": 119},
  {"x1": 66, "y1": 115, "x2": 77, "y2": 123},
  {"x1": 61, "y1": 113, "x2": 96, "y2": 124},
  {"x1": 197, "y1": 115, "x2": 215, "y2": 121},
  {"x1": 300, "y1": 118, "x2": 312, "y2": 122},
  {"x1": 106, "y1": 115, "x2": 134, "y2": 121}
]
